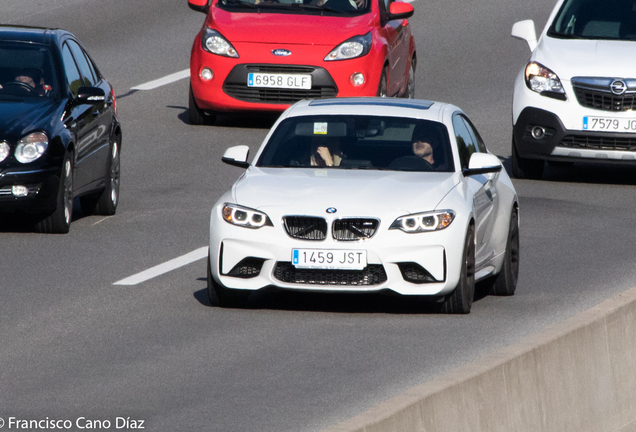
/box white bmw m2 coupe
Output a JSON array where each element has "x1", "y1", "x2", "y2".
[{"x1": 208, "y1": 98, "x2": 519, "y2": 313}]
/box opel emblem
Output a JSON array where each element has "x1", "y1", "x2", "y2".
[
  {"x1": 610, "y1": 79, "x2": 627, "y2": 95},
  {"x1": 271, "y1": 49, "x2": 292, "y2": 57},
  {"x1": 326, "y1": 207, "x2": 337, "y2": 214}
]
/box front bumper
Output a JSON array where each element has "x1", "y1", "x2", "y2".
[
  {"x1": 190, "y1": 37, "x2": 384, "y2": 113},
  {"x1": 0, "y1": 165, "x2": 61, "y2": 213},
  {"x1": 512, "y1": 75, "x2": 636, "y2": 163},
  {"x1": 209, "y1": 207, "x2": 467, "y2": 297}
]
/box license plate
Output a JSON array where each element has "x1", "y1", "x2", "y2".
[
  {"x1": 292, "y1": 249, "x2": 367, "y2": 270},
  {"x1": 583, "y1": 116, "x2": 636, "y2": 132},
  {"x1": 247, "y1": 73, "x2": 312, "y2": 89}
]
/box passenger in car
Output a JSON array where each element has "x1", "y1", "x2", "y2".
[{"x1": 310, "y1": 137, "x2": 343, "y2": 167}]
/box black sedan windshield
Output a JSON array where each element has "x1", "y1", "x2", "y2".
[
  {"x1": 257, "y1": 115, "x2": 455, "y2": 172},
  {"x1": 549, "y1": 0, "x2": 636, "y2": 40},
  {"x1": 0, "y1": 42, "x2": 59, "y2": 99}
]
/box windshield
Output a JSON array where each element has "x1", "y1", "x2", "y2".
[
  {"x1": 548, "y1": 0, "x2": 636, "y2": 40},
  {"x1": 257, "y1": 115, "x2": 455, "y2": 172},
  {"x1": 217, "y1": 0, "x2": 370, "y2": 16},
  {"x1": 0, "y1": 42, "x2": 59, "y2": 99}
]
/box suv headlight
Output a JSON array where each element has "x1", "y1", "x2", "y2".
[
  {"x1": 222, "y1": 204, "x2": 272, "y2": 229},
  {"x1": 324, "y1": 33, "x2": 372, "y2": 61},
  {"x1": 525, "y1": 62, "x2": 565, "y2": 96},
  {"x1": 15, "y1": 132, "x2": 48, "y2": 164},
  {"x1": 201, "y1": 28, "x2": 239, "y2": 58},
  {"x1": 390, "y1": 210, "x2": 455, "y2": 233}
]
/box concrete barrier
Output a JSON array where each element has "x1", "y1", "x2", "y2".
[{"x1": 323, "y1": 286, "x2": 636, "y2": 432}]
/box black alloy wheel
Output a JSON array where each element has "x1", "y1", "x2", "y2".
[
  {"x1": 488, "y1": 207, "x2": 519, "y2": 296},
  {"x1": 377, "y1": 67, "x2": 388, "y2": 98},
  {"x1": 35, "y1": 153, "x2": 73, "y2": 234},
  {"x1": 441, "y1": 225, "x2": 476, "y2": 314},
  {"x1": 404, "y1": 57, "x2": 416, "y2": 99}
]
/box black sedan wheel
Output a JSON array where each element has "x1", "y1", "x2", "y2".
[
  {"x1": 441, "y1": 225, "x2": 475, "y2": 314},
  {"x1": 35, "y1": 153, "x2": 73, "y2": 234},
  {"x1": 80, "y1": 138, "x2": 120, "y2": 216}
]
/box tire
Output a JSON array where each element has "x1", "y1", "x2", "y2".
[
  {"x1": 207, "y1": 252, "x2": 250, "y2": 308},
  {"x1": 35, "y1": 153, "x2": 73, "y2": 234},
  {"x1": 511, "y1": 134, "x2": 544, "y2": 180},
  {"x1": 489, "y1": 207, "x2": 519, "y2": 296},
  {"x1": 441, "y1": 225, "x2": 475, "y2": 314},
  {"x1": 377, "y1": 67, "x2": 388, "y2": 98},
  {"x1": 82, "y1": 137, "x2": 121, "y2": 216},
  {"x1": 403, "y1": 57, "x2": 415, "y2": 99},
  {"x1": 189, "y1": 85, "x2": 216, "y2": 125}
]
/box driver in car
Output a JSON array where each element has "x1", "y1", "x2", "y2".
[
  {"x1": 411, "y1": 124, "x2": 442, "y2": 169},
  {"x1": 1, "y1": 68, "x2": 51, "y2": 96}
]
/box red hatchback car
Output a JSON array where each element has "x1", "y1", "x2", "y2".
[{"x1": 187, "y1": 0, "x2": 415, "y2": 124}]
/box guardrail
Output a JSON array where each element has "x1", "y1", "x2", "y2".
[{"x1": 324, "y1": 286, "x2": 636, "y2": 432}]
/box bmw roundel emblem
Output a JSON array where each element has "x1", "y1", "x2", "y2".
[
  {"x1": 271, "y1": 49, "x2": 292, "y2": 57},
  {"x1": 610, "y1": 79, "x2": 627, "y2": 95},
  {"x1": 326, "y1": 207, "x2": 337, "y2": 214}
]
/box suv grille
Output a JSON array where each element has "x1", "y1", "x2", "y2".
[
  {"x1": 332, "y1": 218, "x2": 379, "y2": 241},
  {"x1": 560, "y1": 135, "x2": 636, "y2": 152},
  {"x1": 573, "y1": 87, "x2": 636, "y2": 112},
  {"x1": 283, "y1": 216, "x2": 327, "y2": 241},
  {"x1": 571, "y1": 77, "x2": 636, "y2": 112},
  {"x1": 273, "y1": 262, "x2": 387, "y2": 286}
]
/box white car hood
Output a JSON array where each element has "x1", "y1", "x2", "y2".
[
  {"x1": 535, "y1": 36, "x2": 636, "y2": 79},
  {"x1": 232, "y1": 168, "x2": 461, "y2": 216}
]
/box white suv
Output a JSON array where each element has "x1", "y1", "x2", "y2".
[{"x1": 511, "y1": 0, "x2": 636, "y2": 179}]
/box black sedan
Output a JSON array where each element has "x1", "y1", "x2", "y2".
[{"x1": 0, "y1": 26, "x2": 122, "y2": 233}]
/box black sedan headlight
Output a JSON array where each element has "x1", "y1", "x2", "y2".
[
  {"x1": 222, "y1": 204, "x2": 272, "y2": 229},
  {"x1": 0, "y1": 141, "x2": 9, "y2": 163},
  {"x1": 15, "y1": 132, "x2": 48, "y2": 164},
  {"x1": 390, "y1": 210, "x2": 455, "y2": 233},
  {"x1": 324, "y1": 33, "x2": 372, "y2": 61}
]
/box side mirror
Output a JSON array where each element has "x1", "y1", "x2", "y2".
[
  {"x1": 463, "y1": 153, "x2": 502, "y2": 177},
  {"x1": 76, "y1": 86, "x2": 105, "y2": 105},
  {"x1": 388, "y1": 2, "x2": 414, "y2": 20},
  {"x1": 222, "y1": 145, "x2": 250, "y2": 169},
  {"x1": 188, "y1": 0, "x2": 211, "y2": 13},
  {"x1": 512, "y1": 19, "x2": 537, "y2": 51}
]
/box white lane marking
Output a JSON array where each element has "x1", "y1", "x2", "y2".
[
  {"x1": 130, "y1": 69, "x2": 190, "y2": 91},
  {"x1": 114, "y1": 246, "x2": 208, "y2": 285}
]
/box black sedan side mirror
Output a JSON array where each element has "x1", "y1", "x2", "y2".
[{"x1": 76, "y1": 87, "x2": 106, "y2": 105}]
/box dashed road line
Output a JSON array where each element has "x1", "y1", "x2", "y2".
[
  {"x1": 114, "y1": 246, "x2": 208, "y2": 285},
  {"x1": 130, "y1": 68, "x2": 190, "y2": 91}
]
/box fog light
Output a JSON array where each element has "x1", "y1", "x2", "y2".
[
  {"x1": 350, "y1": 72, "x2": 365, "y2": 87},
  {"x1": 200, "y1": 68, "x2": 214, "y2": 81},
  {"x1": 531, "y1": 126, "x2": 546, "y2": 139},
  {"x1": 12, "y1": 185, "x2": 28, "y2": 197}
]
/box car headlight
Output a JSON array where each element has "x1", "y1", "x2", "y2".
[
  {"x1": 524, "y1": 62, "x2": 565, "y2": 96},
  {"x1": 15, "y1": 132, "x2": 48, "y2": 164},
  {"x1": 324, "y1": 33, "x2": 372, "y2": 61},
  {"x1": 222, "y1": 204, "x2": 272, "y2": 229},
  {"x1": 0, "y1": 141, "x2": 9, "y2": 162},
  {"x1": 201, "y1": 28, "x2": 239, "y2": 58},
  {"x1": 390, "y1": 210, "x2": 455, "y2": 233}
]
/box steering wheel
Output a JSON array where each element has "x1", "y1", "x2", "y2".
[{"x1": 3, "y1": 81, "x2": 35, "y2": 93}]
